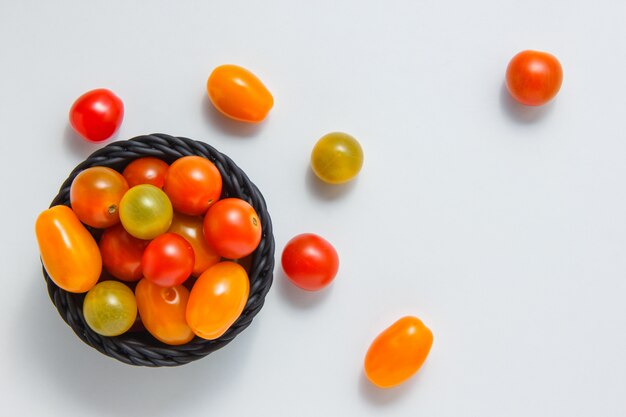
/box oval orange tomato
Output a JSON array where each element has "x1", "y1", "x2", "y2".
[
  {"x1": 135, "y1": 279, "x2": 195, "y2": 345},
  {"x1": 364, "y1": 316, "x2": 433, "y2": 388},
  {"x1": 70, "y1": 166, "x2": 129, "y2": 228},
  {"x1": 35, "y1": 205, "x2": 102, "y2": 293},
  {"x1": 186, "y1": 262, "x2": 250, "y2": 340},
  {"x1": 168, "y1": 212, "x2": 220, "y2": 276},
  {"x1": 207, "y1": 64, "x2": 274, "y2": 123}
]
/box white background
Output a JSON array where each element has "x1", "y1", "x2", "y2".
[{"x1": 1, "y1": 1, "x2": 625, "y2": 416}]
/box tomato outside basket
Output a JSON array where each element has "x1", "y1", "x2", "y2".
[{"x1": 43, "y1": 134, "x2": 275, "y2": 367}]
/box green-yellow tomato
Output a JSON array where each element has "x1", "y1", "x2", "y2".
[
  {"x1": 119, "y1": 184, "x2": 173, "y2": 239},
  {"x1": 83, "y1": 281, "x2": 137, "y2": 336},
  {"x1": 310, "y1": 132, "x2": 363, "y2": 184}
]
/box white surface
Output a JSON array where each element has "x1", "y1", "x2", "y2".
[{"x1": 1, "y1": 1, "x2": 626, "y2": 416}]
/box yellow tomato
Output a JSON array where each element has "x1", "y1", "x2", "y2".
[
  {"x1": 119, "y1": 184, "x2": 173, "y2": 239},
  {"x1": 311, "y1": 132, "x2": 364, "y2": 184},
  {"x1": 35, "y1": 205, "x2": 102, "y2": 293},
  {"x1": 83, "y1": 281, "x2": 137, "y2": 336}
]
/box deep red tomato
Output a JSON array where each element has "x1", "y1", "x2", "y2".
[
  {"x1": 163, "y1": 156, "x2": 222, "y2": 216},
  {"x1": 281, "y1": 233, "x2": 339, "y2": 291},
  {"x1": 99, "y1": 224, "x2": 149, "y2": 282},
  {"x1": 123, "y1": 157, "x2": 169, "y2": 188},
  {"x1": 70, "y1": 166, "x2": 129, "y2": 229},
  {"x1": 142, "y1": 233, "x2": 194, "y2": 287},
  {"x1": 506, "y1": 50, "x2": 563, "y2": 106},
  {"x1": 69, "y1": 88, "x2": 124, "y2": 142},
  {"x1": 203, "y1": 198, "x2": 262, "y2": 259}
]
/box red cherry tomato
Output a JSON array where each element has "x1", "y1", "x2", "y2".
[
  {"x1": 69, "y1": 88, "x2": 124, "y2": 142},
  {"x1": 203, "y1": 198, "x2": 262, "y2": 259},
  {"x1": 142, "y1": 233, "x2": 194, "y2": 287},
  {"x1": 99, "y1": 224, "x2": 149, "y2": 282},
  {"x1": 505, "y1": 50, "x2": 563, "y2": 106},
  {"x1": 186, "y1": 262, "x2": 250, "y2": 340},
  {"x1": 163, "y1": 156, "x2": 222, "y2": 216},
  {"x1": 135, "y1": 278, "x2": 195, "y2": 345},
  {"x1": 364, "y1": 316, "x2": 433, "y2": 388},
  {"x1": 168, "y1": 212, "x2": 220, "y2": 276},
  {"x1": 281, "y1": 233, "x2": 339, "y2": 291},
  {"x1": 123, "y1": 157, "x2": 169, "y2": 188},
  {"x1": 70, "y1": 166, "x2": 129, "y2": 229}
]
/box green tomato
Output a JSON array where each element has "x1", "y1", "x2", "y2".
[
  {"x1": 83, "y1": 281, "x2": 137, "y2": 336},
  {"x1": 119, "y1": 184, "x2": 173, "y2": 239},
  {"x1": 310, "y1": 132, "x2": 363, "y2": 184}
]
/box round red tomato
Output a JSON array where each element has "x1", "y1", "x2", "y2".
[
  {"x1": 163, "y1": 156, "x2": 222, "y2": 216},
  {"x1": 69, "y1": 88, "x2": 124, "y2": 142},
  {"x1": 142, "y1": 233, "x2": 194, "y2": 287},
  {"x1": 506, "y1": 50, "x2": 563, "y2": 106},
  {"x1": 281, "y1": 233, "x2": 339, "y2": 291},
  {"x1": 203, "y1": 198, "x2": 262, "y2": 259},
  {"x1": 99, "y1": 224, "x2": 149, "y2": 282},
  {"x1": 123, "y1": 157, "x2": 169, "y2": 188}
]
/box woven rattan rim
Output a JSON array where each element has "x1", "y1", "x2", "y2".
[{"x1": 43, "y1": 133, "x2": 275, "y2": 367}]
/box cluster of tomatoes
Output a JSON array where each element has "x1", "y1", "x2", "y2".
[{"x1": 36, "y1": 155, "x2": 263, "y2": 345}]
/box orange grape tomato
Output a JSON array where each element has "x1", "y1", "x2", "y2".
[
  {"x1": 186, "y1": 262, "x2": 250, "y2": 340},
  {"x1": 506, "y1": 50, "x2": 563, "y2": 106},
  {"x1": 168, "y1": 212, "x2": 220, "y2": 276},
  {"x1": 35, "y1": 205, "x2": 102, "y2": 293},
  {"x1": 207, "y1": 64, "x2": 274, "y2": 123},
  {"x1": 70, "y1": 166, "x2": 129, "y2": 228},
  {"x1": 83, "y1": 281, "x2": 137, "y2": 336},
  {"x1": 364, "y1": 316, "x2": 433, "y2": 388},
  {"x1": 99, "y1": 224, "x2": 148, "y2": 282},
  {"x1": 163, "y1": 156, "x2": 222, "y2": 216},
  {"x1": 203, "y1": 198, "x2": 262, "y2": 259},
  {"x1": 122, "y1": 157, "x2": 169, "y2": 188},
  {"x1": 135, "y1": 279, "x2": 194, "y2": 345}
]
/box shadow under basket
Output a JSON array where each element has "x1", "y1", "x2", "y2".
[{"x1": 43, "y1": 133, "x2": 275, "y2": 367}]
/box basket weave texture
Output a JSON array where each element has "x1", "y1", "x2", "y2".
[{"x1": 44, "y1": 133, "x2": 275, "y2": 367}]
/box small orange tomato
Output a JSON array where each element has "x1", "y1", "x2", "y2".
[
  {"x1": 135, "y1": 279, "x2": 194, "y2": 345},
  {"x1": 122, "y1": 157, "x2": 169, "y2": 188},
  {"x1": 35, "y1": 205, "x2": 102, "y2": 293},
  {"x1": 364, "y1": 316, "x2": 433, "y2": 388},
  {"x1": 506, "y1": 50, "x2": 563, "y2": 106},
  {"x1": 207, "y1": 64, "x2": 274, "y2": 123},
  {"x1": 186, "y1": 262, "x2": 250, "y2": 340},
  {"x1": 70, "y1": 166, "x2": 129, "y2": 228},
  {"x1": 163, "y1": 156, "x2": 222, "y2": 216},
  {"x1": 168, "y1": 212, "x2": 220, "y2": 276}
]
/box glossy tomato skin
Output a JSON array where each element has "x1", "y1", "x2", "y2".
[
  {"x1": 70, "y1": 166, "x2": 129, "y2": 229},
  {"x1": 186, "y1": 262, "x2": 250, "y2": 340},
  {"x1": 142, "y1": 232, "x2": 194, "y2": 287},
  {"x1": 135, "y1": 278, "x2": 194, "y2": 345},
  {"x1": 207, "y1": 64, "x2": 273, "y2": 123},
  {"x1": 36, "y1": 205, "x2": 102, "y2": 293},
  {"x1": 163, "y1": 156, "x2": 222, "y2": 216},
  {"x1": 119, "y1": 184, "x2": 173, "y2": 239},
  {"x1": 203, "y1": 198, "x2": 262, "y2": 259},
  {"x1": 311, "y1": 132, "x2": 364, "y2": 184},
  {"x1": 364, "y1": 316, "x2": 433, "y2": 388},
  {"x1": 168, "y1": 212, "x2": 220, "y2": 276},
  {"x1": 69, "y1": 88, "x2": 124, "y2": 142},
  {"x1": 83, "y1": 281, "x2": 137, "y2": 336},
  {"x1": 123, "y1": 157, "x2": 169, "y2": 188},
  {"x1": 281, "y1": 233, "x2": 339, "y2": 291},
  {"x1": 506, "y1": 50, "x2": 563, "y2": 106},
  {"x1": 99, "y1": 224, "x2": 148, "y2": 282}
]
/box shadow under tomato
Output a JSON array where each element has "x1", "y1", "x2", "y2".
[
  {"x1": 357, "y1": 368, "x2": 422, "y2": 406},
  {"x1": 63, "y1": 123, "x2": 121, "y2": 158},
  {"x1": 201, "y1": 94, "x2": 266, "y2": 138},
  {"x1": 499, "y1": 83, "x2": 555, "y2": 124},
  {"x1": 16, "y1": 272, "x2": 258, "y2": 417},
  {"x1": 276, "y1": 268, "x2": 334, "y2": 309},
  {"x1": 305, "y1": 167, "x2": 358, "y2": 201}
]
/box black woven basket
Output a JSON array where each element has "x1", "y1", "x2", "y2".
[{"x1": 43, "y1": 133, "x2": 275, "y2": 367}]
